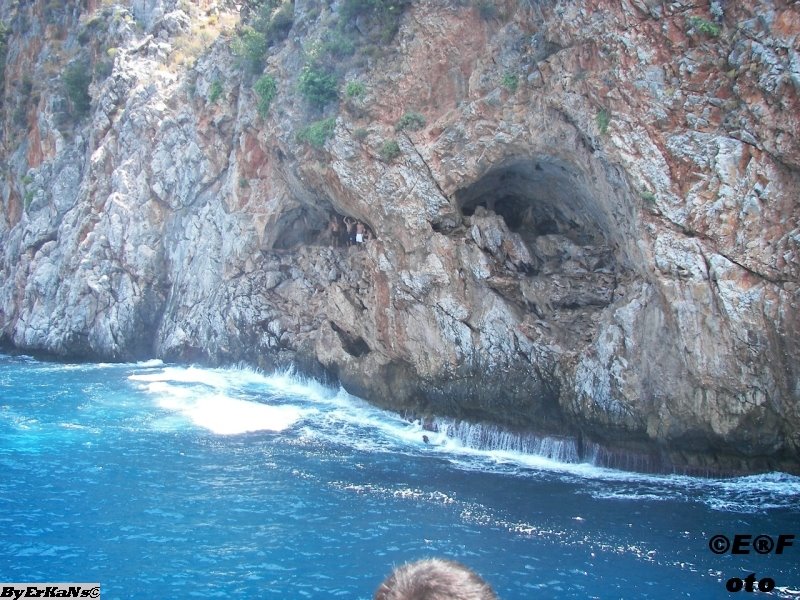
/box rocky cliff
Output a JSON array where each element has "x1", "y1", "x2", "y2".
[{"x1": 1, "y1": 0, "x2": 798, "y2": 474}]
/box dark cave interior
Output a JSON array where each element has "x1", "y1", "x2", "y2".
[
  {"x1": 454, "y1": 157, "x2": 629, "y2": 325},
  {"x1": 455, "y1": 158, "x2": 616, "y2": 247}
]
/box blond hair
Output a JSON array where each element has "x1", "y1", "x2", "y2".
[{"x1": 374, "y1": 558, "x2": 498, "y2": 600}]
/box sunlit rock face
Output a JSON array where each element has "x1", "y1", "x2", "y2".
[{"x1": 0, "y1": 0, "x2": 797, "y2": 473}]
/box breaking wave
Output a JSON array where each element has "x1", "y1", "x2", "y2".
[
  {"x1": 2, "y1": 354, "x2": 797, "y2": 514},
  {"x1": 122, "y1": 362, "x2": 800, "y2": 513}
]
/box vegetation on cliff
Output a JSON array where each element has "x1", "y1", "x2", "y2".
[
  {"x1": 61, "y1": 61, "x2": 92, "y2": 118},
  {"x1": 232, "y1": 0, "x2": 294, "y2": 74}
]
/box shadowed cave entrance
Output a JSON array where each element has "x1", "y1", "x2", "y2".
[
  {"x1": 457, "y1": 158, "x2": 617, "y2": 249},
  {"x1": 269, "y1": 204, "x2": 330, "y2": 250},
  {"x1": 266, "y1": 203, "x2": 374, "y2": 250},
  {"x1": 455, "y1": 158, "x2": 629, "y2": 329}
]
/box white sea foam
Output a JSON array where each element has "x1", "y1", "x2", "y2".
[
  {"x1": 590, "y1": 491, "x2": 671, "y2": 502},
  {"x1": 129, "y1": 366, "x2": 308, "y2": 435},
  {"x1": 129, "y1": 366, "x2": 231, "y2": 389},
  {"x1": 126, "y1": 364, "x2": 800, "y2": 510},
  {"x1": 135, "y1": 359, "x2": 164, "y2": 368},
  {"x1": 336, "y1": 385, "x2": 798, "y2": 499},
  {"x1": 257, "y1": 367, "x2": 333, "y2": 404},
  {"x1": 156, "y1": 392, "x2": 305, "y2": 435}
]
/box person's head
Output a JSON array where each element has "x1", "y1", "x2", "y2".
[{"x1": 374, "y1": 558, "x2": 498, "y2": 600}]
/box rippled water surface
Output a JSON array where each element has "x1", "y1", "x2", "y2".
[{"x1": 1, "y1": 355, "x2": 798, "y2": 599}]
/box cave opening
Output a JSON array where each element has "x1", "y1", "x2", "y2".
[
  {"x1": 456, "y1": 158, "x2": 615, "y2": 249},
  {"x1": 270, "y1": 205, "x2": 329, "y2": 250},
  {"x1": 267, "y1": 203, "x2": 374, "y2": 250},
  {"x1": 454, "y1": 157, "x2": 630, "y2": 323}
]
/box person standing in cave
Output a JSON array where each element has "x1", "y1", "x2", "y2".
[
  {"x1": 356, "y1": 221, "x2": 366, "y2": 244},
  {"x1": 344, "y1": 216, "x2": 356, "y2": 245},
  {"x1": 326, "y1": 215, "x2": 342, "y2": 247}
]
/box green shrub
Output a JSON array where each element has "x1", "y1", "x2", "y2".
[
  {"x1": 345, "y1": 80, "x2": 366, "y2": 99},
  {"x1": 232, "y1": 25, "x2": 268, "y2": 74},
  {"x1": 254, "y1": 74, "x2": 277, "y2": 116},
  {"x1": 24, "y1": 190, "x2": 35, "y2": 211},
  {"x1": 640, "y1": 191, "x2": 657, "y2": 203},
  {"x1": 687, "y1": 16, "x2": 721, "y2": 37},
  {"x1": 77, "y1": 27, "x2": 93, "y2": 46},
  {"x1": 379, "y1": 139, "x2": 401, "y2": 161},
  {"x1": 254, "y1": 0, "x2": 294, "y2": 43},
  {"x1": 62, "y1": 61, "x2": 92, "y2": 117},
  {"x1": 344, "y1": 80, "x2": 368, "y2": 118},
  {"x1": 321, "y1": 29, "x2": 356, "y2": 59},
  {"x1": 596, "y1": 108, "x2": 610, "y2": 134},
  {"x1": 298, "y1": 63, "x2": 338, "y2": 107},
  {"x1": 297, "y1": 117, "x2": 336, "y2": 148},
  {"x1": 353, "y1": 127, "x2": 369, "y2": 141},
  {"x1": 265, "y1": 1, "x2": 294, "y2": 40},
  {"x1": 14, "y1": 78, "x2": 37, "y2": 126},
  {"x1": 501, "y1": 71, "x2": 518, "y2": 93},
  {"x1": 395, "y1": 110, "x2": 425, "y2": 132},
  {"x1": 94, "y1": 60, "x2": 113, "y2": 79},
  {"x1": 208, "y1": 80, "x2": 223, "y2": 103}
]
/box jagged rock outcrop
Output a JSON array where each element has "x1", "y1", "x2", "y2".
[{"x1": 0, "y1": 0, "x2": 798, "y2": 474}]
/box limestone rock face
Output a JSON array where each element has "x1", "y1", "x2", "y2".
[{"x1": 0, "y1": 0, "x2": 798, "y2": 473}]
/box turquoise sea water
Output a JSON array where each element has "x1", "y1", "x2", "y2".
[{"x1": 0, "y1": 354, "x2": 798, "y2": 599}]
